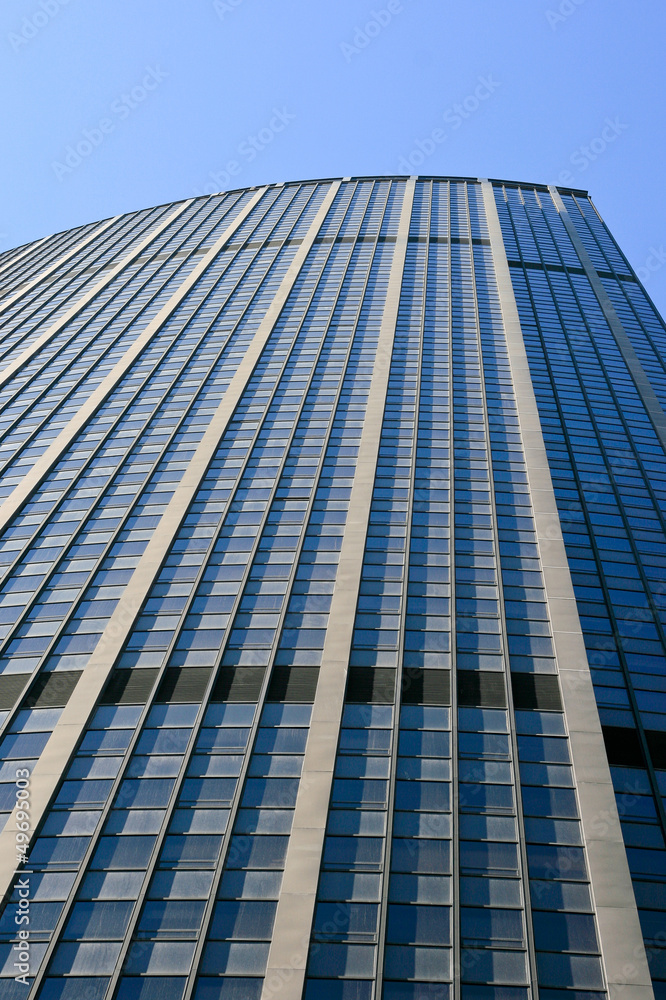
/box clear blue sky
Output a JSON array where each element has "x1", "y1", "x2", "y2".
[{"x1": 2, "y1": 0, "x2": 666, "y2": 313}]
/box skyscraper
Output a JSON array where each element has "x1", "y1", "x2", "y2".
[{"x1": 0, "y1": 175, "x2": 662, "y2": 1000}]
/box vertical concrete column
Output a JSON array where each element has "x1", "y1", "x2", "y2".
[
  {"x1": 261, "y1": 177, "x2": 417, "y2": 1000},
  {"x1": 482, "y1": 180, "x2": 654, "y2": 1000},
  {"x1": 0, "y1": 181, "x2": 343, "y2": 903}
]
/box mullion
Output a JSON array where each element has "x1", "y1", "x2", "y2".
[
  {"x1": 0, "y1": 188, "x2": 266, "y2": 454},
  {"x1": 446, "y1": 181, "x2": 462, "y2": 1000},
  {"x1": 469, "y1": 184, "x2": 541, "y2": 997},
  {"x1": 457, "y1": 188, "x2": 515, "y2": 990},
  {"x1": 374, "y1": 179, "x2": 432, "y2": 1000},
  {"x1": 455, "y1": 217, "x2": 501, "y2": 983}
]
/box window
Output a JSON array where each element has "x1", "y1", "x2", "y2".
[
  {"x1": 386, "y1": 905, "x2": 451, "y2": 946},
  {"x1": 532, "y1": 912, "x2": 599, "y2": 953},
  {"x1": 460, "y1": 907, "x2": 524, "y2": 947}
]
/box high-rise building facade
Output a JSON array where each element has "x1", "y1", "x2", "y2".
[{"x1": 0, "y1": 176, "x2": 662, "y2": 1000}]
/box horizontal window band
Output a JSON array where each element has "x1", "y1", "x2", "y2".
[
  {"x1": 507, "y1": 259, "x2": 586, "y2": 276},
  {"x1": 100, "y1": 665, "x2": 271, "y2": 705}
]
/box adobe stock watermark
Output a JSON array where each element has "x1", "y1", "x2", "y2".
[
  {"x1": 51, "y1": 66, "x2": 168, "y2": 181},
  {"x1": 8, "y1": 0, "x2": 74, "y2": 54},
  {"x1": 192, "y1": 107, "x2": 296, "y2": 197},
  {"x1": 545, "y1": 0, "x2": 588, "y2": 30},
  {"x1": 13, "y1": 769, "x2": 31, "y2": 986},
  {"x1": 397, "y1": 75, "x2": 500, "y2": 172},
  {"x1": 340, "y1": 1, "x2": 404, "y2": 62},
  {"x1": 636, "y1": 246, "x2": 666, "y2": 284},
  {"x1": 213, "y1": 0, "x2": 246, "y2": 18},
  {"x1": 556, "y1": 116, "x2": 629, "y2": 185}
]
